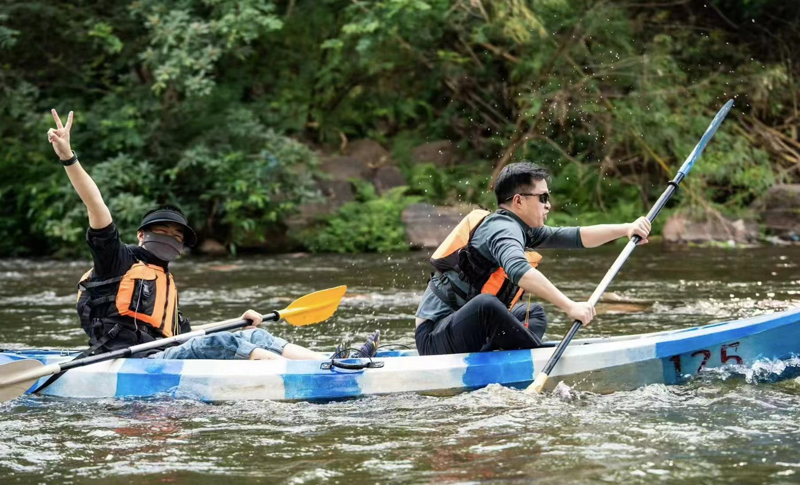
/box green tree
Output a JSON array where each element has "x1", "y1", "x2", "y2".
[{"x1": 1, "y1": 0, "x2": 799, "y2": 255}]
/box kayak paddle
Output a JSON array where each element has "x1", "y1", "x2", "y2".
[
  {"x1": 525, "y1": 100, "x2": 735, "y2": 394},
  {"x1": 192, "y1": 284, "x2": 348, "y2": 331},
  {"x1": 0, "y1": 285, "x2": 347, "y2": 402}
]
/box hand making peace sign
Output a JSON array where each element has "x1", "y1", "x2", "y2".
[{"x1": 47, "y1": 109, "x2": 74, "y2": 160}]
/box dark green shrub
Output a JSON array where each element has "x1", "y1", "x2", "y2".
[{"x1": 305, "y1": 183, "x2": 420, "y2": 253}]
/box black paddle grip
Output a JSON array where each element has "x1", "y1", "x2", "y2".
[{"x1": 541, "y1": 320, "x2": 583, "y2": 375}]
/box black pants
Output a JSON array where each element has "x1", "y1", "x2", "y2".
[{"x1": 415, "y1": 293, "x2": 547, "y2": 356}]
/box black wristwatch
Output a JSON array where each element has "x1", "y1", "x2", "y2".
[{"x1": 60, "y1": 151, "x2": 78, "y2": 167}]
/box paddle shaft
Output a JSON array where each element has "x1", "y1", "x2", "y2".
[
  {"x1": 538, "y1": 100, "x2": 734, "y2": 379},
  {"x1": 3, "y1": 313, "x2": 276, "y2": 388},
  {"x1": 63, "y1": 314, "x2": 276, "y2": 371},
  {"x1": 539, "y1": 181, "x2": 678, "y2": 376}
]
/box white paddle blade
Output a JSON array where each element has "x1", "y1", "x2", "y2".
[
  {"x1": 524, "y1": 372, "x2": 551, "y2": 394},
  {"x1": 0, "y1": 359, "x2": 48, "y2": 402}
]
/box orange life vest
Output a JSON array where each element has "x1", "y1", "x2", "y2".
[
  {"x1": 429, "y1": 209, "x2": 541, "y2": 310},
  {"x1": 77, "y1": 261, "x2": 179, "y2": 338}
]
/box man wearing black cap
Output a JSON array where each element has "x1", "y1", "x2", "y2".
[
  {"x1": 47, "y1": 109, "x2": 379, "y2": 360},
  {"x1": 136, "y1": 206, "x2": 198, "y2": 263}
]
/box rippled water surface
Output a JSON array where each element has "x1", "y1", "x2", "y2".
[{"x1": 2, "y1": 245, "x2": 800, "y2": 483}]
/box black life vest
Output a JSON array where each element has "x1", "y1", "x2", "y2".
[
  {"x1": 428, "y1": 209, "x2": 541, "y2": 311},
  {"x1": 76, "y1": 261, "x2": 181, "y2": 353}
]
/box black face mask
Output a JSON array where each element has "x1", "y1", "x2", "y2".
[{"x1": 142, "y1": 231, "x2": 183, "y2": 262}]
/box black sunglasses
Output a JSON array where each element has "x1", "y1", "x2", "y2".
[{"x1": 504, "y1": 192, "x2": 550, "y2": 204}]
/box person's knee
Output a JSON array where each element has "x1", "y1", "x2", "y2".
[
  {"x1": 245, "y1": 328, "x2": 275, "y2": 344},
  {"x1": 244, "y1": 328, "x2": 287, "y2": 354},
  {"x1": 512, "y1": 301, "x2": 546, "y2": 320},
  {"x1": 526, "y1": 304, "x2": 548, "y2": 339},
  {"x1": 528, "y1": 303, "x2": 546, "y2": 320},
  {"x1": 195, "y1": 332, "x2": 238, "y2": 352}
]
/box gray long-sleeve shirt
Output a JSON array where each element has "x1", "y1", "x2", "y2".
[{"x1": 415, "y1": 209, "x2": 583, "y2": 323}]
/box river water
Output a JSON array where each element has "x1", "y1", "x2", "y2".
[{"x1": 1, "y1": 244, "x2": 799, "y2": 483}]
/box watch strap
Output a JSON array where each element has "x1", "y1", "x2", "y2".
[{"x1": 60, "y1": 151, "x2": 78, "y2": 167}]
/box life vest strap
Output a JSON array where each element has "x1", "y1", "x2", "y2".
[
  {"x1": 79, "y1": 275, "x2": 124, "y2": 291},
  {"x1": 86, "y1": 294, "x2": 117, "y2": 308},
  {"x1": 443, "y1": 274, "x2": 469, "y2": 301},
  {"x1": 428, "y1": 279, "x2": 457, "y2": 311},
  {"x1": 428, "y1": 273, "x2": 470, "y2": 312}
]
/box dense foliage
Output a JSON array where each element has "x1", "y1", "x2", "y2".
[
  {"x1": 1, "y1": 0, "x2": 798, "y2": 255},
  {"x1": 305, "y1": 182, "x2": 420, "y2": 253}
]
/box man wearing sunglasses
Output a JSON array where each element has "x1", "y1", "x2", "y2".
[{"x1": 414, "y1": 161, "x2": 651, "y2": 356}]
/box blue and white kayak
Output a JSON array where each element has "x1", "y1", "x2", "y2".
[{"x1": 2, "y1": 307, "x2": 800, "y2": 401}]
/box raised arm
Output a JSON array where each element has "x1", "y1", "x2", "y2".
[{"x1": 47, "y1": 109, "x2": 112, "y2": 229}]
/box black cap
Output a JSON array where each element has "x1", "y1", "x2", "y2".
[{"x1": 138, "y1": 209, "x2": 198, "y2": 247}]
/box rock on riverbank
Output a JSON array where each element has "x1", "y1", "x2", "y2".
[
  {"x1": 401, "y1": 203, "x2": 470, "y2": 248},
  {"x1": 661, "y1": 184, "x2": 800, "y2": 246},
  {"x1": 662, "y1": 214, "x2": 759, "y2": 245},
  {"x1": 756, "y1": 184, "x2": 800, "y2": 242}
]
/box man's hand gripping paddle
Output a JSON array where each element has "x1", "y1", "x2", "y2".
[
  {"x1": 525, "y1": 100, "x2": 735, "y2": 394},
  {"x1": 0, "y1": 286, "x2": 347, "y2": 402}
]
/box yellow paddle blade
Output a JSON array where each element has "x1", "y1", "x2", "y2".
[{"x1": 278, "y1": 285, "x2": 347, "y2": 326}]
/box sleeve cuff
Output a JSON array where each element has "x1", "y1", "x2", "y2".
[{"x1": 87, "y1": 221, "x2": 116, "y2": 236}]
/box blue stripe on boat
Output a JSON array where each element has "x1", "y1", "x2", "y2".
[
  {"x1": 115, "y1": 359, "x2": 184, "y2": 398},
  {"x1": 282, "y1": 360, "x2": 364, "y2": 401},
  {"x1": 0, "y1": 353, "x2": 28, "y2": 365},
  {"x1": 463, "y1": 349, "x2": 535, "y2": 390}
]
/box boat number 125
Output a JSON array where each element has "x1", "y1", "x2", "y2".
[{"x1": 668, "y1": 342, "x2": 743, "y2": 375}]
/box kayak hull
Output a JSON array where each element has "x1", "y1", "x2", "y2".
[{"x1": 3, "y1": 307, "x2": 800, "y2": 401}]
